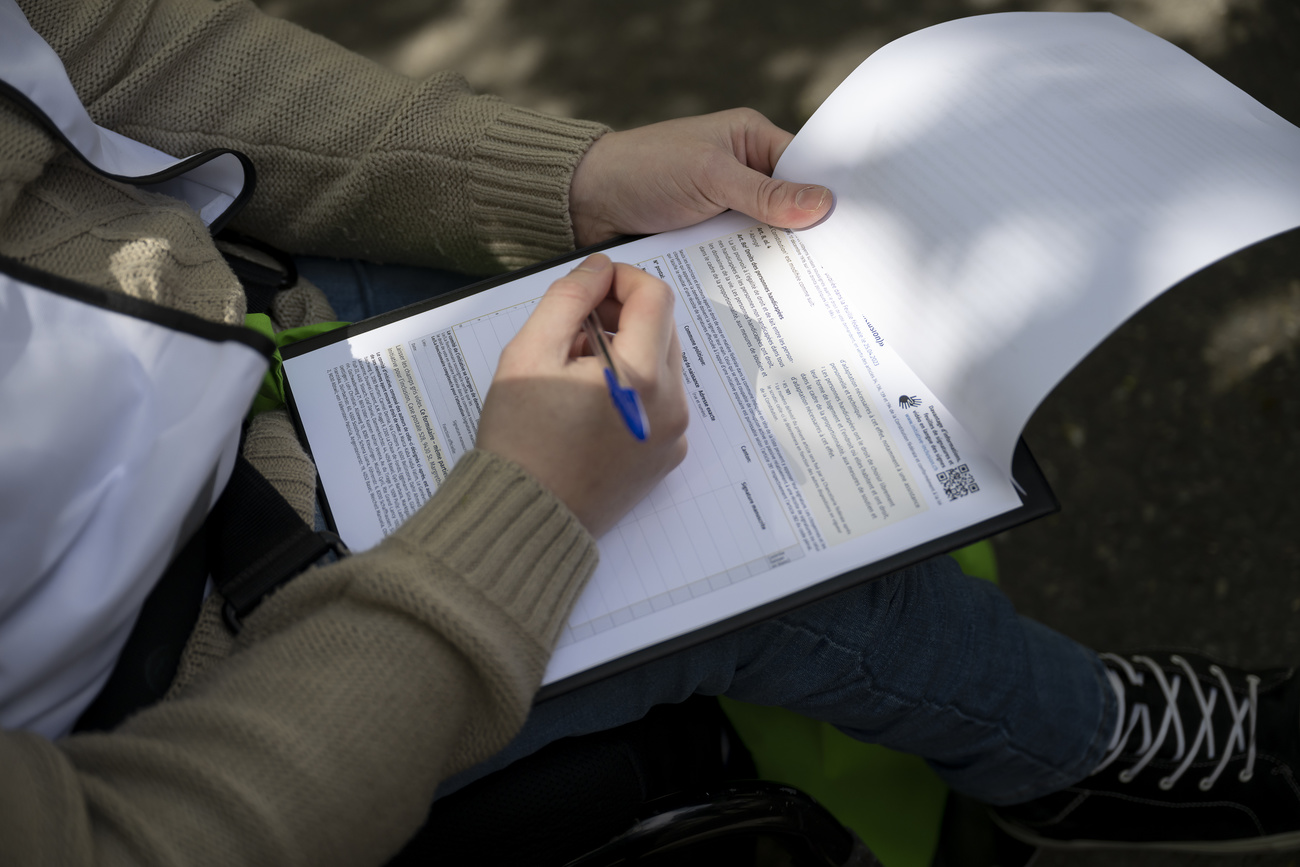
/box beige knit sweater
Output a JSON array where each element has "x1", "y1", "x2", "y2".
[{"x1": 0, "y1": 0, "x2": 611, "y2": 863}]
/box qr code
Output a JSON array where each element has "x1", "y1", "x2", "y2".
[{"x1": 937, "y1": 464, "x2": 979, "y2": 501}]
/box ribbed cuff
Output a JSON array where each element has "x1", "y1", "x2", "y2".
[
  {"x1": 386, "y1": 449, "x2": 599, "y2": 650},
  {"x1": 468, "y1": 106, "x2": 610, "y2": 269}
]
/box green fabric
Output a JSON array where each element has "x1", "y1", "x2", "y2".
[
  {"x1": 244, "y1": 314, "x2": 348, "y2": 418},
  {"x1": 948, "y1": 542, "x2": 998, "y2": 584},
  {"x1": 720, "y1": 543, "x2": 999, "y2": 867}
]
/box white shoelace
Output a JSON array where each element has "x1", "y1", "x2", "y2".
[{"x1": 1093, "y1": 653, "x2": 1260, "y2": 791}]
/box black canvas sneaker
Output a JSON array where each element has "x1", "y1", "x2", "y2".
[{"x1": 991, "y1": 650, "x2": 1300, "y2": 852}]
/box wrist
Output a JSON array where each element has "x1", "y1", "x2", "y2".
[{"x1": 569, "y1": 131, "x2": 618, "y2": 248}]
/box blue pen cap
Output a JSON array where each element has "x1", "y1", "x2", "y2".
[{"x1": 604, "y1": 367, "x2": 649, "y2": 441}]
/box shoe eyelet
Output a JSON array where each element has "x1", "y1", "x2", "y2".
[
  {"x1": 1158, "y1": 777, "x2": 1174, "y2": 791},
  {"x1": 1239, "y1": 770, "x2": 1253, "y2": 783},
  {"x1": 1198, "y1": 777, "x2": 1213, "y2": 792},
  {"x1": 1118, "y1": 770, "x2": 1135, "y2": 784}
]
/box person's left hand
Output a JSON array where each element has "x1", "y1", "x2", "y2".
[{"x1": 569, "y1": 108, "x2": 833, "y2": 247}]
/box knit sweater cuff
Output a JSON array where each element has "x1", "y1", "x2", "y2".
[
  {"x1": 386, "y1": 449, "x2": 599, "y2": 650},
  {"x1": 469, "y1": 106, "x2": 610, "y2": 270}
]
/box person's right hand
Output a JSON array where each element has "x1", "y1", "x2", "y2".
[{"x1": 475, "y1": 254, "x2": 689, "y2": 537}]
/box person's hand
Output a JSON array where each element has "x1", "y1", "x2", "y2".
[
  {"x1": 475, "y1": 254, "x2": 689, "y2": 537},
  {"x1": 569, "y1": 108, "x2": 833, "y2": 247}
]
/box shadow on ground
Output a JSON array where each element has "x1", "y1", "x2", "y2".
[{"x1": 260, "y1": 2, "x2": 1300, "y2": 864}]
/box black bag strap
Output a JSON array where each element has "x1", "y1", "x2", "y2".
[
  {"x1": 209, "y1": 453, "x2": 347, "y2": 634},
  {"x1": 74, "y1": 453, "x2": 344, "y2": 732},
  {"x1": 215, "y1": 228, "x2": 298, "y2": 316}
]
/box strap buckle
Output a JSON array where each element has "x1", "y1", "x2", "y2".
[{"x1": 221, "y1": 530, "x2": 349, "y2": 634}]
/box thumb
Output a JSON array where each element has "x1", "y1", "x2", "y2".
[{"x1": 713, "y1": 162, "x2": 832, "y2": 229}]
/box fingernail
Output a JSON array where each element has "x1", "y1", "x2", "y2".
[
  {"x1": 795, "y1": 185, "x2": 830, "y2": 211},
  {"x1": 573, "y1": 253, "x2": 610, "y2": 273}
]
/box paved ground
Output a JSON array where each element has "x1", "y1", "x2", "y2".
[{"x1": 261, "y1": 2, "x2": 1300, "y2": 864}]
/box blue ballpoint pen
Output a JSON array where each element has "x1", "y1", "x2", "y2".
[{"x1": 583, "y1": 311, "x2": 650, "y2": 441}]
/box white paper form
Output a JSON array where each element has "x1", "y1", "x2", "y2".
[
  {"x1": 775, "y1": 12, "x2": 1300, "y2": 479},
  {"x1": 284, "y1": 212, "x2": 1022, "y2": 687}
]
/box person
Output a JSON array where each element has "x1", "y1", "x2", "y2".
[{"x1": 0, "y1": 0, "x2": 1295, "y2": 863}]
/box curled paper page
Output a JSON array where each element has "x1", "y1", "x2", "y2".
[{"x1": 777, "y1": 12, "x2": 1300, "y2": 479}]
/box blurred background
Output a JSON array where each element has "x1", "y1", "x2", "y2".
[{"x1": 257, "y1": 2, "x2": 1299, "y2": 864}]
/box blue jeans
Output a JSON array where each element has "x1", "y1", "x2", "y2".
[{"x1": 298, "y1": 256, "x2": 1116, "y2": 806}]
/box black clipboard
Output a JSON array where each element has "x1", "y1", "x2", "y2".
[{"x1": 281, "y1": 242, "x2": 1058, "y2": 701}]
